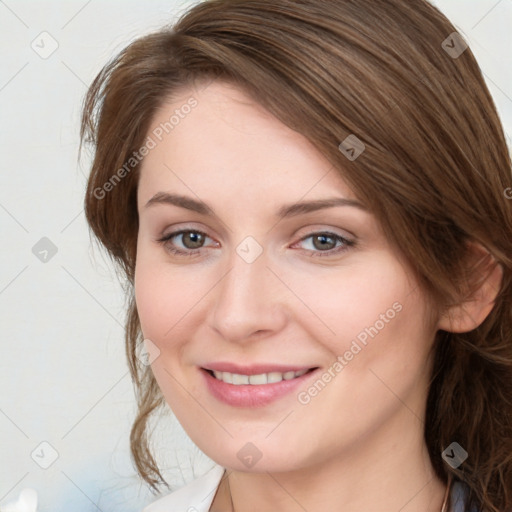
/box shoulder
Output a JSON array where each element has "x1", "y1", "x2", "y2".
[{"x1": 142, "y1": 464, "x2": 226, "y2": 512}]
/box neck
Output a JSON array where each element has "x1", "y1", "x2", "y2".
[{"x1": 212, "y1": 412, "x2": 448, "y2": 512}]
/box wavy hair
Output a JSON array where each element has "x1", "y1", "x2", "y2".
[{"x1": 80, "y1": 1, "x2": 512, "y2": 510}]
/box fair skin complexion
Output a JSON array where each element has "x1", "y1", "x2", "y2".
[{"x1": 134, "y1": 81, "x2": 500, "y2": 512}]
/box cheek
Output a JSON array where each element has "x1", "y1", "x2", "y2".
[
  {"x1": 133, "y1": 260, "x2": 204, "y2": 403},
  {"x1": 134, "y1": 253, "x2": 214, "y2": 350},
  {"x1": 134, "y1": 261, "x2": 168, "y2": 340},
  {"x1": 284, "y1": 255, "x2": 413, "y2": 346}
]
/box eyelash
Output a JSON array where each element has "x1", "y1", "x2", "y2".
[{"x1": 156, "y1": 229, "x2": 355, "y2": 259}]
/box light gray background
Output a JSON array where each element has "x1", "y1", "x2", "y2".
[{"x1": 0, "y1": 1, "x2": 510, "y2": 511}]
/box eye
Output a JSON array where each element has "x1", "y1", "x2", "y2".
[
  {"x1": 294, "y1": 232, "x2": 354, "y2": 257},
  {"x1": 156, "y1": 229, "x2": 216, "y2": 257},
  {"x1": 156, "y1": 229, "x2": 354, "y2": 259}
]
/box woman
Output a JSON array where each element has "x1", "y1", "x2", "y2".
[{"x1": 80, "y1": 0, "x2": 512, "y2": 510}]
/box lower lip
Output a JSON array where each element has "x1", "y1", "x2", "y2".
[{"x1": 201, "y1": 368, "x2": 318, "y2": 407}]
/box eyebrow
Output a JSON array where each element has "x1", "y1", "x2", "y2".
[{"x1": 144, "y1": 192, "x2": 367, "y2": 218}]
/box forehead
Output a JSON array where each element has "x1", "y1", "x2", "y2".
[{"x1": 137, "y1": 81, "x2": 358, "y2": 209}]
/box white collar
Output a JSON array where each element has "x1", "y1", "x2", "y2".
[{"x1": 143, "y1": 464, "x2": 226, "y2": 512}]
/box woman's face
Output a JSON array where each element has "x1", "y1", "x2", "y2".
[{"x1": 135, "y1": 81, "x2": 438, "y2": 472}]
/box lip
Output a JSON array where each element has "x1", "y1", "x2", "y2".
[
  {"x1": 204, "y1": 362, "x2": 314, "y2": 375},
  {"x1": 200, "y1": 364, "x2": 319, "y2": 408}
]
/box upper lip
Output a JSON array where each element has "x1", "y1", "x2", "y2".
[{"x1": 202, "y1": 362, "x2": 318, "y2": 375}]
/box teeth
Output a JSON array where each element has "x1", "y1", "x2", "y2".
[
  {"x1": 267, "y1": 371, "x2": 284, "y2": 383},
  {"x1": 211, "y1": 368, "x2": 310, "y2": 385},
  {"x1": 232, "y1": 373, "x2": 249, "y2": 385},
  {"x1": 249, "y1": 373, "x2": 267, "y2": 385}
]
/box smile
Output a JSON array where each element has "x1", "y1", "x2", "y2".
[{"x1": 201, "y1": 365, "x2": 319, "y2": 407}]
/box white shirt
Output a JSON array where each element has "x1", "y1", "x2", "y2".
[
  {"x1": 142, "y1": 464, "x2": 474, "y2": 512},
  {"x1": 143, "y1": 464, "x2": 226, "y2": 512},
  {"x1": 0, "y1": 469, "x2": 475, "y2": 512}
]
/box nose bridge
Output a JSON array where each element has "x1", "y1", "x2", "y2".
[{"x1": 209, "y1": 241, "x2": 285, "y2": 341}]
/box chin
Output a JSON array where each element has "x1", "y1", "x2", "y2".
[{"x1": 199, "y1": 438, "x2": 311, "y2": 474}]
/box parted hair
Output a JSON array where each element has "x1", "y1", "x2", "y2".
[{"x1": 80, "y1": 1, "x2": 512, "y2": 510}]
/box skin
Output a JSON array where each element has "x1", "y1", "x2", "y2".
[{"x1": 135, "y1": 81, "x2": 450, "y2": 511}]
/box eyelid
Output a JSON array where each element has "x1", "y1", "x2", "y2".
[
  {"x1": 294, "y1": 223, "x2": 356, "y2": 240},
  {"x1": 296, "y1": 230, "x2": 353, "y2": 245},
  {"x1": 158, "y1": 222, "x2": 217, "y2": 242}
]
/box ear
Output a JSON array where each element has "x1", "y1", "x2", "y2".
[{"x1": 437, "y1": 242, "x2": 503, "y2": 333}]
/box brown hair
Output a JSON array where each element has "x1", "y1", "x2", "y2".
[{"x1": 80, "y1": 0, "x2": 512, "y2": 510}]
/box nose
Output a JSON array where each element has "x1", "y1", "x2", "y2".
[{"x1": 208, "y1": 245, "x2": 288, "y2": 343}]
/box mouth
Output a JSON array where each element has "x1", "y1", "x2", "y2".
[{"x1": 200, "y1": 364, "x2": 320, "y2": 407}]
